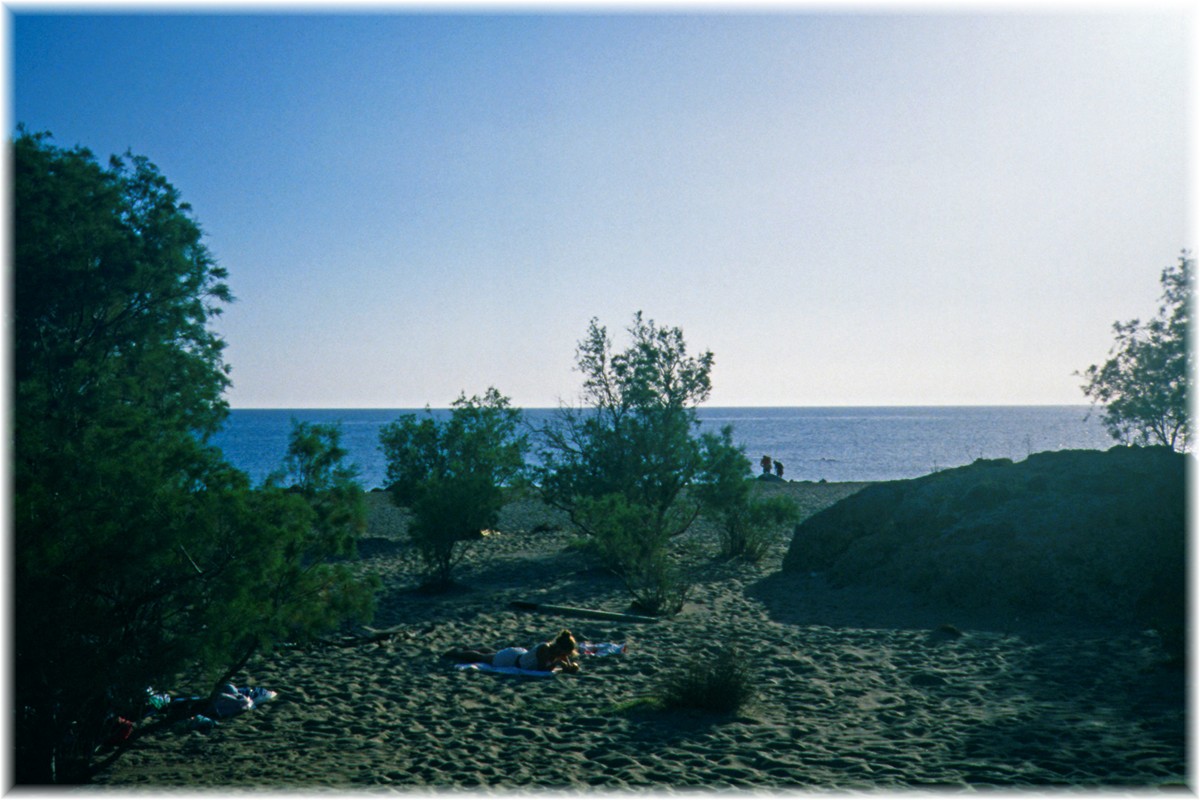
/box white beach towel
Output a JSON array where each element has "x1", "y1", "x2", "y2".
[{"x1": 454, "y1": 663, "x2": 557, "y2": 677}]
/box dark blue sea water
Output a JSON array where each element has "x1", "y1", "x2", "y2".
[{"x1": 210, "y1": 406, "x2": 1115, "y2": 489}]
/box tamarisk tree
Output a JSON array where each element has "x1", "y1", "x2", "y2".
[
  {"x1": 1081, "y1": 252, "x2": 1192, "y2": 452},
  {"x1": 380, "y1": 389, "x2": 528, "y2": 590},
  {"x1": 538, "y1": 312, "x2": 763, "y2": 613},
  {"x1": 13, "y1": 130, "x2": 373, "y2": 783}
]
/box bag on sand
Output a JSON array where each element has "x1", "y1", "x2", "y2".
[
  {"x1": 208, "y1": 683, "x2": 279, "y2": 718},
  {"x1": 209, "y1": 683, "x2": 255, "y2": 718}
]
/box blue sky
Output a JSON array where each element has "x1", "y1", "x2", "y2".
[{"x1": 11, "y1": 8, "x2": 1192, "y2": 408}]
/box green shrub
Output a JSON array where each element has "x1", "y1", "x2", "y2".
[
  {"x1": 661, "y1": 647, "x2": 756, "y2": 715},
  {"x1": 956, "y1": 479, "x2": 1015, "y2": 512},
  {"x1": 575, "y1": 493, "x2": 692, "y2": 615},
  {"x1": 408, "y1": 475, "x2": 498, "y2": 590},
  {"x1": 537, "y1": 313, "x2": 713, "y2": 613},
  {"x1": 719, "y1": 495, "x2": 799, "y2": 563},
  {"x1": 692, "y1": 426, "x2": 800, "y2": 562},
  {"x1": 624, "y1": 549, "x2": 692, "y2": 616},
  {"x1": 266, "y1": 420, "x2": 367, "y2": 558},
  {"x1": 379, "y1": 388, "x2": 527, "y2": 590}
]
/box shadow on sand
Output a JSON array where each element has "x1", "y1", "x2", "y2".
[{"x1": 745, "y1": 568, "x2": 1130, "y2": 643}]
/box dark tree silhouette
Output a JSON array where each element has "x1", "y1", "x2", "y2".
[
  {"x1": 13, "y1": 130, "x2": 374, "y2": 783},
  {"x1": 1081, "y1": 252, "x2": 1192, "y2": 451}
]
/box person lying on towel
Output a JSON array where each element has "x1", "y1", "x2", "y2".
[{"x1": 443, "y1": 629, "x2": 581, "y2": 673}]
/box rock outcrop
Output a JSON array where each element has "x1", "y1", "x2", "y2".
[{"x1": 782, "y1": 446, "x2": 1188, "y2": 630}]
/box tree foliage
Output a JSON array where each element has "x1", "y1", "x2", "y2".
[
  {"x1": 572, "y1": 492, "x2": 695, "y2": 614},
  {"x1": 379, "y1": 388, "x2": 528, "y2": 590},
  {"x1": 694, "y1": 426, "x2": 799, "y2": 563},
  {"x1": 253, "y1": 420, "x2": 377, "y2": 655},
  {"x1": 266, "y1": 420, "x2": 368, "y2": 559},
  {"x1": 13, "y1": 131, "x2": 373, "y2": 783},
  {"x1": 1081, "y1": 252, "x2": 1192, "y2": 451},
  {"x1": 538, "y1": 312, "x2": 735, "y2": 614},
  {"x1": 539, "y1": 312, "x2": 713, "y2": 525}
]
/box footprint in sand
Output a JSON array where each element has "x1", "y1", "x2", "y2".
[
  {"x1": 854, "y1": 690, "x2": 905, "y2": 711},
  {"x1": 457, "y1": 697, "x2": 488, "y2": 711}
]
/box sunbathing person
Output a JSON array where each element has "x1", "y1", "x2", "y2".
[{"x1": 443, "y1": 629, "x2": 581, "y2": 673}]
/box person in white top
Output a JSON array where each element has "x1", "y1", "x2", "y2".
[{"x1": 443, "y1": 629, "x2": 581, "y2": 673}]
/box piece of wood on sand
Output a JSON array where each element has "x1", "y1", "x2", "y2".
[{"x1": 510, "y1": 600, "x2": 660, "y2": 624}]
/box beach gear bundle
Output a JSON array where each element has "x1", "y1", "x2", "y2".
[
  {"x1": 209, "y1": 683, "x2": 278, "y2": 718},
  {"x1": 139, "y1": 683, "x2": 278, "y2": 735},
  {"x1": 577, "y1": 642, "x2": 626, "y2": 657},
  {"x1": 102, "y1": 716, "x2": 135, "y2": 747}
]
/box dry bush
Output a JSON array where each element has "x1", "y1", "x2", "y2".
[{"x1": 660, "y1": 648, "x2": 755, "y2": 715}]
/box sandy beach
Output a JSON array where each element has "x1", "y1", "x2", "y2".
[{"x1": 93, "y1": 482, "x2": 1187, "y2": 789}]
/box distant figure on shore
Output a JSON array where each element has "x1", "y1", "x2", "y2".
[
  {"x1": 760, "y1": 455, "x2": 773, "y2": 475},
  {"x1": 443, "y1": 629, "x2": 581, "y2": 673},
  {"x1": 774, "y1": 460, "x2": 784, "y2": 479}
]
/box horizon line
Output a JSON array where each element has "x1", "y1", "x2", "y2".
[{"x1": 226, "y1": 402, "x2": 1098, "y2": 411}]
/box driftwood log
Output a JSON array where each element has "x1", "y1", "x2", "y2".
[
  {"x1": 291, "y1": 624, "x2": 411, "y2": 650},
  {"x1": 510, "y1": 600, "x2": 659, "y2": 624}
]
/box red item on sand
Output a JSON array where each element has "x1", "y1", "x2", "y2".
[{"x1": 103, "y1": 717, "x2": 134, "y2": 746}]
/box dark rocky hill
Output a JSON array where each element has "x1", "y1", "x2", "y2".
[{"x1": 782, "y1": 446, "x2": 1188, "y2": 635}]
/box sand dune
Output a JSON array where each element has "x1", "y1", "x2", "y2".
[{"x1": 94, "y1": 484, "x2": 1186, "y2": 789}]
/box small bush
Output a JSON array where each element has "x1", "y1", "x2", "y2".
[
  {"x1": 408, "y1": 475, "x2": 496, "y2": 590},
  {"x1": 625, "y1": 548, "x2": 692, "y2": 616},
  {"x1": 379, "y1": 389, "x2": 527, "y2": 590},
  {"x1": 716, "y1": 494, "x2": 799, "y2": 563},
  {"x1": 661, "y1": 648, "x2": 755, "y2": 715},
  {"x1": 575, "y1": 494, "x2": 692, "y2": 615},
  {"x1": 695, "y1": 427, "x2": 799, "y2": 563}
]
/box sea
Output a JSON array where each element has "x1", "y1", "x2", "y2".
[{"x1": 210, "y1": 406, "x2": 1116, "y2": 490}]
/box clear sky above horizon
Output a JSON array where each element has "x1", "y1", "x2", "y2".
[{"x1": 11, "y1": 6, "x2": 1193, "y2": 408}]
